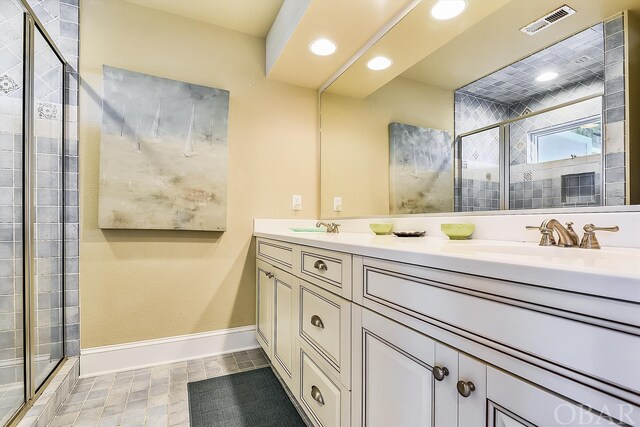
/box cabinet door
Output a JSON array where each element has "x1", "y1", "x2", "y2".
[
  {"x1": 352, "y1": 306, "x2": 436, "y2": 427},
  {"x1": 434, "y1": 343, "x2": 459, "y2": 427},
  {"x1": 273, "y1": 268, "x2": 298, "y2": 388},
  {"x1": 458, "y1": 354, "x2": 487, "y2": 427},
  {"x1": 486, "y1": 367, "x2": 619, "y2": 426},
  {"x1": 256, "y1": 259, "x2": 274, "y2": 358}
]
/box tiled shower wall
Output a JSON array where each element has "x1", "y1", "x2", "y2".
[
  {"x1": 28, "y1": 0, "x2": 80, "y2": 358},
  {"x1": 603, "y1": 14, "x2": 626, "y2": 206},
  {"x1": 454, "y1": 16, "x2": 627, "y2": 211},
  {"x1": 509, "y1": 97, "x2": 604, "y2": 210},
  {"x1": 0, "y1": 0, "x2": 79, "y2": 389},
  {"x1": 454, "y1": 78, "x2": 605, "y2": 211},
  {"x1": 0, "y1": 0, "x2": 27, "y2": 390}
]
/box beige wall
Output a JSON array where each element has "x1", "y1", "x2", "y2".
[
  {"x1": 320, "y1": 77, "x2": 453, "y2": 218},
  {"x1": 80, "y1": 0, "x2": 319, "y2": 348}
]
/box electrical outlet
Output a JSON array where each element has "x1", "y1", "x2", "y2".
[
  {"x1": 333, "y1": 196, "x2": 343, "y2": 212},
  {"x1": 292, "y1": 194, "x2": 302, "y2": 211}
]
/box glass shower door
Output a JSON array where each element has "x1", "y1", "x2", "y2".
[
  {"x1": 32, "y1": 27, "x2": 64, "y2": 389},
  {"x1": 456, "y1": 127, "x2": 501, "y2": 212},
  {"x1": 0, "y1": 0, "x2": 25, "y2": 423}
]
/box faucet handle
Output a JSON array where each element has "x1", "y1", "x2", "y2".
[
  {"x1": 583, "y1": 224, "x2": 619, "y2": 233},
  {"x1": 564, "y1": 222, "x2": 580, "y2": 246},
  {"x1": 525, "y1": 224, "x2": 556, "y2": 246},
  {"x1": 580, "y1": 224, "x2": 619, "y2": 249},
  {"x1": 330, "y1": 223, "x2": 341, "y2": 233}
]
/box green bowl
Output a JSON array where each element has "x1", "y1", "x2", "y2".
[
  {"x1": 441, "y1": 224, "x2": 475, "y2": 240},
  {"x1": 369, "y1": 223, "x2": 393, "y2": 235}
]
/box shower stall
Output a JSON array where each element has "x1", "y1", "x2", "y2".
[{"x1": 0, "y1": 1, "x2": 68, "y2": 424}]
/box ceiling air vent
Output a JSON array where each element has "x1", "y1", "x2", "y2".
[{"x1": 520, "y1": 5, "x2": 576, "y2": 36}]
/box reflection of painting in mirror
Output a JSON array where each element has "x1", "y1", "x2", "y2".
[
  {"x1": 320, "y1": 2, "x2": 640, "y2": 218},
  {"x1": 389, "y1": 123, "x2": 452, "y2": 214},
  {"x1": 99, "y1": 66, "x2": 229, "y2": 230}
]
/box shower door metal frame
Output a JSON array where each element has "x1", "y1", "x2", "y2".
[
  {"x1": 7, "y1": 1, "x2": 69, "y2": 425},
  {"x1": 455, "y1": 92, "x2": 605, "y2": 212}
]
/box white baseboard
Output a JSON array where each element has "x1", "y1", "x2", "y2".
[{"x1": 80, "y1": 325, "x2": 259, "y2": 377}]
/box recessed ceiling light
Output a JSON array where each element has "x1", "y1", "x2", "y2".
[
  {"x1": 536, "y1": 71, "x2": 559, "y2": 82},
  {"x1": 367, "y1": 56, "x2": 392, "y2": 71},
  {"x1": 430, "y1": 0, "x2": 467, "y2": 20},
  {"x1": 309, "y1": 38, "x2": 337, "y2": 56}
]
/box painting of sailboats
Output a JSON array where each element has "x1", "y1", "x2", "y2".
[
  {"x1": 99, "y1": 65, "x2": 229, "y2": 231},
  {"x1": 389, "y1": 122, "x2": 453, "y2": 215}
]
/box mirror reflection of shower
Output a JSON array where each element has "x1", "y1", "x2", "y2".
[{"x1": 454, "y1": 23, "x2": 609, "y2": 211}]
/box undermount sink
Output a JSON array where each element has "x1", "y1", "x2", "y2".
[{"x1": 440, "y1": 240, "x2": 639, "y2": 272}]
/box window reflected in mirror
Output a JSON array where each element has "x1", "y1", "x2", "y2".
[{"x1": 320, "y1": 2, "x2": 639, "y2": 218}]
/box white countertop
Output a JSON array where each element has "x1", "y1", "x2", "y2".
[{"x1": 254, "y1": 230, "x2": 640, "y2": 303}]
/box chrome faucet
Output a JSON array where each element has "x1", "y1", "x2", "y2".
[{"x1": 316, "y1": 221, "x2": 341, "y2": 233}]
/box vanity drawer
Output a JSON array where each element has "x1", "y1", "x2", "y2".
[
  {"x1": 299, "y1": 280, "x2": 351, "y2": 387},
  {"x1": 358, "y1": 257, "x2": 640, "y2": 393},
  {"x1": 256, "y1": 238, "x2": 298, "y2": 274},
  {"x1": 300, "y1": 246, "x2": 352, "y2": 299},
  {"x1": 299, "y1": 347, "x2": 350, "y2": 427}
]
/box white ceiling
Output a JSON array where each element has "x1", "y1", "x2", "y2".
[{"x1": 124, "y1": 0, "x2": 284, "y2": 38}]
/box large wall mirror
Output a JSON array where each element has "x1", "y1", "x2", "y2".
[{"x1": 320, "y1": 0, "x2": 640, "y2": 218}]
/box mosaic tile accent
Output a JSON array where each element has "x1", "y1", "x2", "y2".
[
  {"x1": 37, "y1": 101, "x2": 58, "y2": 119},
  {"x1": 0, "y1": 75, "x2": 20, "y2": 95}
]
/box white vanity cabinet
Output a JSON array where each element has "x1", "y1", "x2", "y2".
[
  {"x1": 255, "y1": 258, "x2": 299, "y2": 390},
  {"x1": 255, "y1": 235, "x2": 639, "y2": 427},
  {"x1": 255, "y1": 259, "x2": 274, "y2": 357},
  {"x1": 351, "y1": 306, "x2": 488, "y2": 427},
  {"x1": 485, "y1": 367, "x2": 618, "y2": 427},
  {"x1": 256, "y1": 238, "x2": 352, "y2": 427},
  {"x1": 351, "y1": 306, "x2": 436, "y2": 427}
]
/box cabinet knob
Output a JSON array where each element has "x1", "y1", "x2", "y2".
[
  {"x1": 456, "y1": 380, "x2": 475, "y2": 398},
  {"x1": 313, "y1": 260, "x2": 328, "y2": 271},
  {"x1": 432, "y1": 366, "x2": 449, "y2": 382},
  {"x1": 310, "y1": 315, "x2": 325, "y2": 329},
  {"x1": 311, "y1": 385, "x2": 325, "y2": 406}
]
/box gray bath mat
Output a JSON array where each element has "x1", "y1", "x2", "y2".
[{"x1": 188, "y1": 367, "x2": 306, "y2": 426}]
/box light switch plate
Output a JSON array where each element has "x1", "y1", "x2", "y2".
[
  {"x1": 333, "y1": 196, "x2": 343, "y2": 212},
  {"x1": 292, "y1": 194, "x2": 302, "y2": 211}
]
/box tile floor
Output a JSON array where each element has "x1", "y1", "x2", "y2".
[
  {"x1": 0, "y1": 383, "x2": 23, "y2": 425},
  {"x1": 49, "y1": 349, "x2": 271, "y2": 426}
]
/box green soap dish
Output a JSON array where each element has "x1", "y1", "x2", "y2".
[
  {"x1": 441, "y1": 224, "x2": 475, "y2": 240},
  {"x1": 369, "y1": 223, "x2": 393, "y2": 235}
]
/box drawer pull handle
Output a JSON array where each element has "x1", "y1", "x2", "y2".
[
  {"x1": 311, "y1": 385, "x2": 325, "y2": 406},
  {"x1": 313, "y1": 260, "x2": 328, "y2": 271},
  {"x1": 265, "y1": 272, "x2": 274, "y2": 279},
  {"x1": 432, "y1": 366, "x2": 449, "y2": 382},
  {"x1": 457, "y1": 380, "x2": 475, "y2": 398},
  {"x1": 310, "y1": 315, "x2": 325, "y2": 329}
]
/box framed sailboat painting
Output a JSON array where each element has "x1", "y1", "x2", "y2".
[{"x1": 98, "y1": 66, "x2": 229, "y2": 231}]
